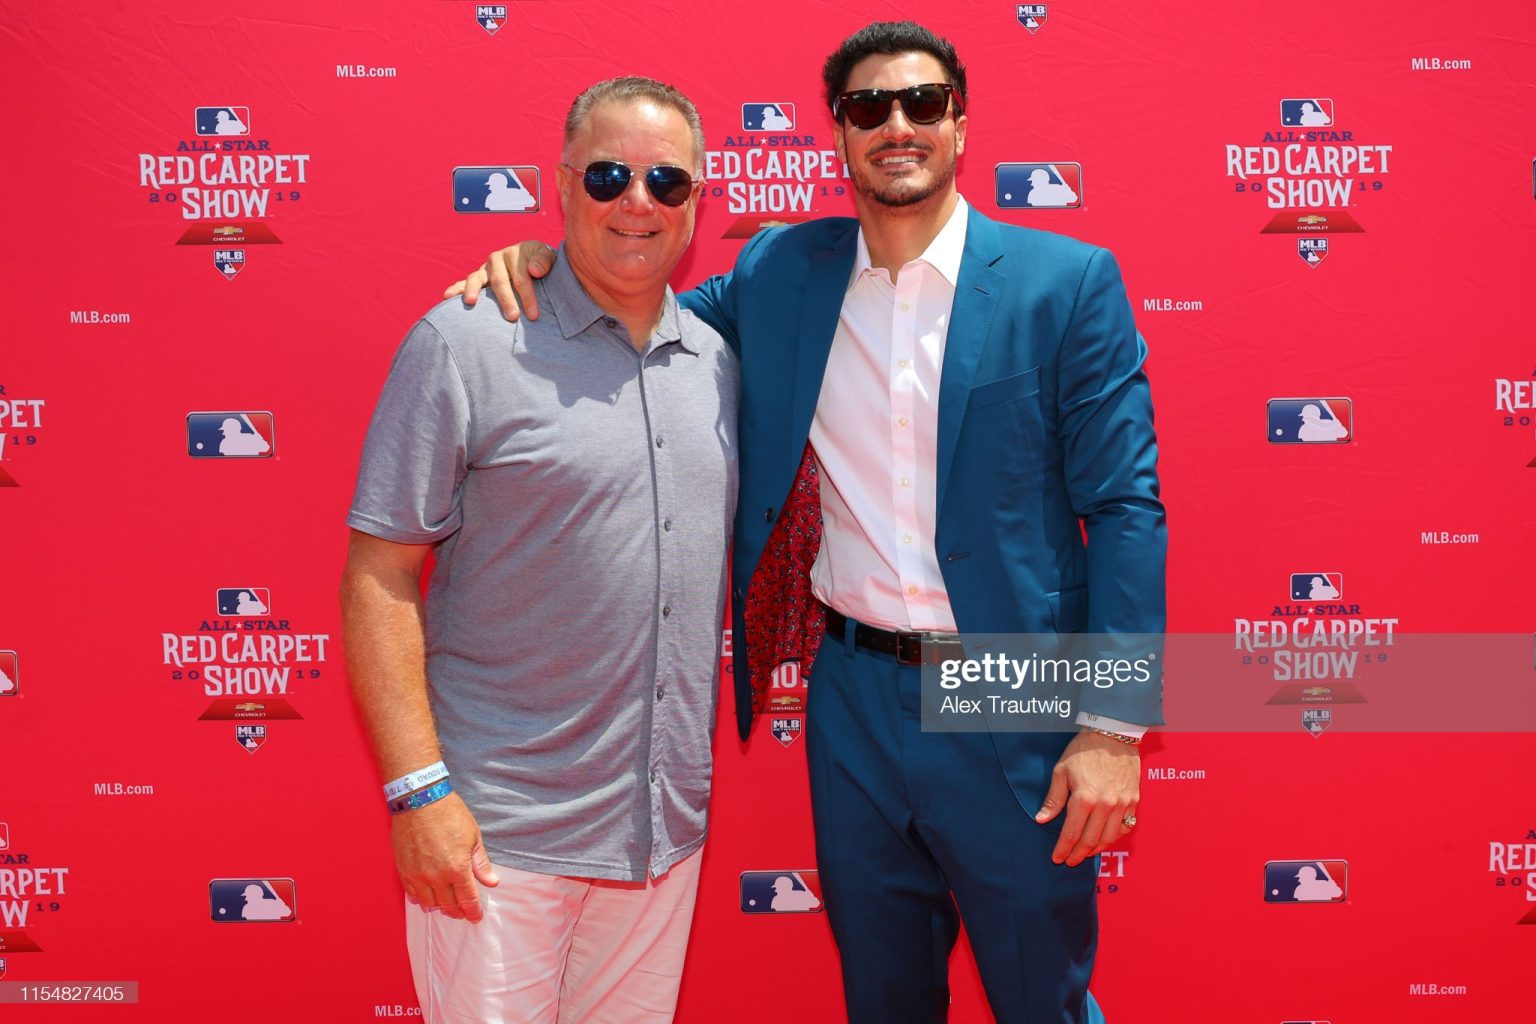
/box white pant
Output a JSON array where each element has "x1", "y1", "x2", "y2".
[{"x1": 405, "y1": 848, "x2": 702, "y2": 1024}]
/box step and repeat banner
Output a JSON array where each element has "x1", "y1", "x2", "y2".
[{"x1": 2, "y1": 1, "x2": 1534, "y2": 1021}]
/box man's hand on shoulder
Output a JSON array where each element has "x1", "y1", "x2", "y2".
[
  {"x1": 391, "y1": 792, "x2": 500, "y2": 922},
  {"x1": 1036, "y1": 730, "x2": 1141, "y2": 867},
  {"x1": 441, "y1": 241, "x2": 558, "y2": 322}
]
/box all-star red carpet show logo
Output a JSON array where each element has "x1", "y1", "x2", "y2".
[
  {"x1": 0, "y1": 386, "x2": 47, "y2": 488},
  {"x1": 1234, "y1": 573, "x2": 1401, "y2": 734},
  {"x1": 1493, "y1": 369, "x2": 1536, "y2": 467},
  {"x1": 1223, "y1": 99, "x2": 1395, "y2": 260},
  {"x1": 0, "y1": 824, "x2": 73, "y2": 960},
  {"x1": 1488, "y1": 828, "x2": 1536, "y2": 924},
  {"x1": 136, "y1": 106, "x2": 311, "y2": 271},
  {"x1": 159, "y1": 587, "x2": 330, "y2": 751},
  {"x1": 707, "y1": 102, "x2": 850, "y2": 238}
]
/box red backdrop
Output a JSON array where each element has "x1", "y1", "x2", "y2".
[{"x1": 3, "y1": 1, "x2": 1534, "y2": 1021}]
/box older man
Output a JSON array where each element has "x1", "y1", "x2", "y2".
[{"x1": 341, "y1": 76, "x2": 736, "y2": 1024}]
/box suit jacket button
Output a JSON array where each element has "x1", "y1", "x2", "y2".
[{"x1": 764, "y1": 507, "x2": 775, "y2": 522}]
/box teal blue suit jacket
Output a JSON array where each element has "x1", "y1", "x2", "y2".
[{"x1": 683, "y1": 204, "x2": 1166, "y2": 743}]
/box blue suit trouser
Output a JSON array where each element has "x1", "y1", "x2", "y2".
[{"x1": 804, "y1": 626, "x2": 1106, "y2": 1024}]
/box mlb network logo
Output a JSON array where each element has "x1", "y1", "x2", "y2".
[
  {"x1": 996, "y1": 163, "x2": 1082, "y2": 209},
  {"x1": 740, "y1": 870, "x2": 823, "y2": 913},
  {"x1": 214, "y1": 249, "x2": 245, "y2": 280},
  {"x1": 1290, "y1": 573, "x2": 1342, "y2": 601},
  {"x1": 0, "y1": 650, "x2": 17, "y2": 697},
  {"x1": 236, "y1": 724, "x2": 267, "y2": 754},
  {"x1": 1302, "y1": 707, "x2": 1332, "y2": 737},
  {"x1": 0, "y1": 823, "x2": 9, "y2": 850},
  {"x1": 1298, "y1": 237, "x2": 1328, "y2": 267},
  {"x1": 1264, "y1": 859, "x2": 1347, "y2": 902},
  {"x1": 1281, "y1": 98, "x2": 1334, "y2": 127},
  {"x1": 195, "y1": 106, "x2": 250, "y2": 137},
  {"x1": 453, "y1": 166, "x2": 540, "y2": 213},
  {"x1": 1266, "y1": 398, "x2": 1352, "y2": 444},
  {"x1": 476, "y1": 5, "x2": 506, "y2": 34},
  {"x1": 1017, "y1": 4, "x2": 1047, "y2": 33},
  {"x1": 770, "y1": 717, "x2": 802, "y2": 747},
  {"x1": 187, "y1": 412, "x2": 275, "y2": 458},
  {"x1": 210, "y1": 878, "x2": 297, "y2": 922},
  {"x1": 217, "y1": 588, "x2": 271, "y2": 616},
  {"x1": 742, "y1": 103, "x2": 796, "y2": 132}
]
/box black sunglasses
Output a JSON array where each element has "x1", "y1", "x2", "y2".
[
  {"x1": 564, "y1": 160, "x2": 697, "y2": 207},
  {"x1": 833, "y1": 83, "x2": 963, "y2": 131}
]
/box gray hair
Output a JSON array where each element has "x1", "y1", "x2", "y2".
[{"x1": 562, "y1": 76, "x2": 706, "y2": 173}]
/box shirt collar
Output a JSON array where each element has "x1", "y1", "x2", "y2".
[
  {"x1": 850, "y1": 194, "x2": 969, "y2": 290},
  {"x1": 541, "y1": 244, "x2": 692, "y2": 352}
]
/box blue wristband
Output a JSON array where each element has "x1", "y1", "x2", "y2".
[{"x1": 388, "y1": 778, "x2": 454, "y2": 815}]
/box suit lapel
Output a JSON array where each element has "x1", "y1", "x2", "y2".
[
  {"x1": 789, "y1": 226, "x2": 858, "y2": 459},
  {"x1": 936, "y1": 208, "x2": 1006, "y2": 519}
]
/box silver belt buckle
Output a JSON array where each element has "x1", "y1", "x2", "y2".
[{"x1": 914, "y1": 631, "x2": 965, "y2": 665}]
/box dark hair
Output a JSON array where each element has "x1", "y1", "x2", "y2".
[{"x1": 822, "y1": 21, "x2": 968, "y2": 112}]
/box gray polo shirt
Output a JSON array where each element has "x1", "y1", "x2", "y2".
[{"x1": 347, "y1": 251, "x2": 738, "y2": 881}]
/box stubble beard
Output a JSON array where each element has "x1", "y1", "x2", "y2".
[{"x1": 853, "y1": 147, "x2": 957, "y2": 210}]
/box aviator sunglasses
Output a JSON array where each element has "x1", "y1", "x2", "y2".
[
  {"x1": 832, "y1": 83, "x2": 963, "y2": 131},
  {"x1": 564, "y1": 160, "x2": 698, "y2": 207}
]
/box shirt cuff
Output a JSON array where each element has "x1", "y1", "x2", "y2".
[{"x1": 1076, "y1": 712, "x2": 1148, "y2": 740}]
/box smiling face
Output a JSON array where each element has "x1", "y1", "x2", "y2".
[
  {"x1": 832, "y1": 51, "x2": 967, "y2": 213},
  {"x1": 558, "y1": 98, "x2": 699, "y2": 300}
]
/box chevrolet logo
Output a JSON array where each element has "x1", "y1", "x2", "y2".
[
  {"x1": 235, "y1": 702, "x2": 264, "y2": 712},
  {"x1": 212, "y1": 225, "x2": 244, "y2": 236},
  {"x1": 1302, "y1": 687, "x2": 1331, "y2": 696},
  {"x1": 1297, "y1": 215, "x2": 1328, "y2": 226}
]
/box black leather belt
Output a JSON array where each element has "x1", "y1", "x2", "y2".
[{"x1": 824, "y1": 606, "x2": 966, "y2": 666}]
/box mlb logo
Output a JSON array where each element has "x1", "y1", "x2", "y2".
[
  {"x1": 195, "y1": 106, "x2": 251, "y2": 137},
  {"x1": 1302, "y1": 707, "x2": 1332, "y2": 737},
  {"x1": 214, "y1": 249, "x2": 245, "y2": 280},
  {"x1": 1264, "y1": 859, "x2": 1347, "y2": 902},
  {"x1": 1281, "y1": 98, "x2": 1334, "y2": 127},
  {"x1": 1266, "y1": 398, "x2": 1352, "y2": 444},
  {"x1": 453, "y1": 166, "x2": 540, "y2": 213},
  {"x1": 210, "y1": 878, "x2": 297, "y2": 922},
  {"x1": 1289, "y1": 573, "x2": 1342, "y2": 601},
  {"x1": 476, "y1": 5, "x2": 506, "y2": 34},
  {"x1": 187, "y1": 412, "x2": 275, "y2": 458},
  {"x1": 742, "y1": 103, "x2": 796, "y2": 132},
  {"x1": 996, "y1": 163, "x2": 1082, "y2": 209},
  {"x1": 0, "y1": 823, "x2": 9, "y2": 850},
  {"x1": 1298, "y1": 237, "x2": 1328, "y2": 267},
  {"x1": 236, "y1": 724, "x2": 267, "y2": 754},
  {"x1": 1017, "y1": 4, "x2": 1047, "y2": 33},
  {"x1": 217, "y1": 588, "x2": 272, "y2": 616},
  {"x1": 740, "y1": 870, "x2": 824, "y2": 914},
  {"x1": 0, "y1": 651, "x2": 17, "y2": 697},
  {"x1": 770, "y1": 717, "x2": 802, "y2": 747},
  {"x1": 0, "y1": 956, "x2": 6, "y2": 979}
]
